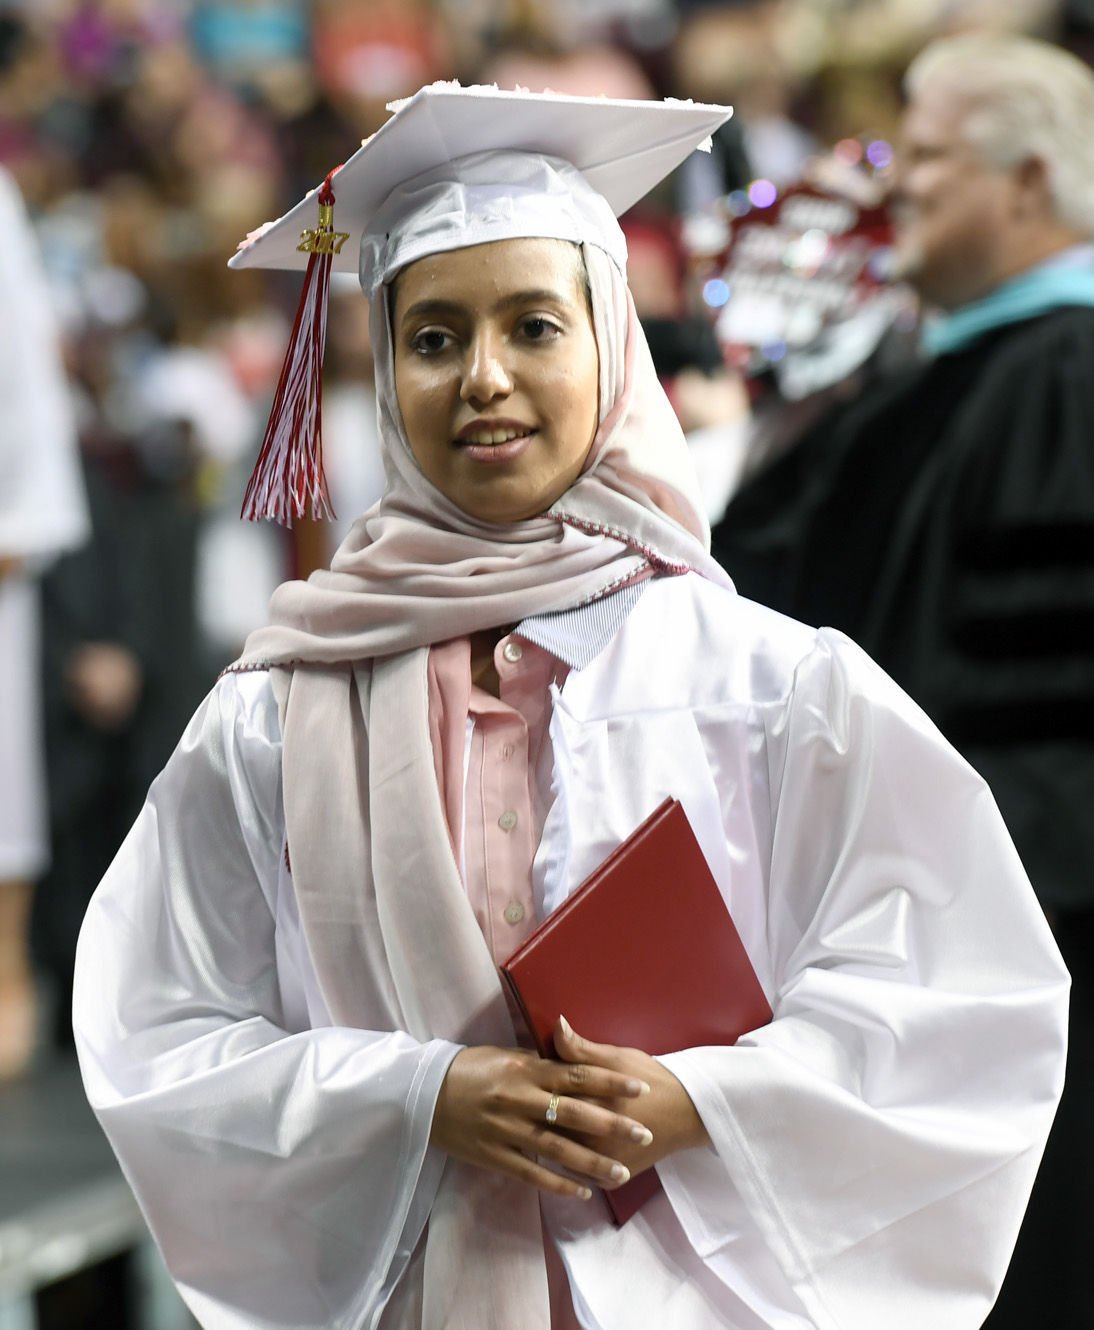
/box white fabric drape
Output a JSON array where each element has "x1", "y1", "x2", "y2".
[
  {"x1": 0, "y1": 167, "x2": 87, "y2": 564},
  {"x1": 0, "y1": 166, "x2": 88, "y2": 879}
]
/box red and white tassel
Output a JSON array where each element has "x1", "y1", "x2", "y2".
[{"x1": 241, "y1": 171, "x2": 347, "y2": 525}]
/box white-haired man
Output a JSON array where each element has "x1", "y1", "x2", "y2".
[{"x1": 714, "y1": 34, "x2": 1094, "y2": 1328}]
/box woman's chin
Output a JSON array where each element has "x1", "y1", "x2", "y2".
[
  {"x1": 447, "y1": 480, "x2": 568, "y2": 526},
  {"x1": 459, "y1": 499, "x2": 551, "y2": 525}
]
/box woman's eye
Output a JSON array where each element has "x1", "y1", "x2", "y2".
[
  {"x1": 520, "y1": 316, "x2": 561, "y2": 342},
  {"x1": 410, "y1": 329, "x2": 452, "y2": 355}
]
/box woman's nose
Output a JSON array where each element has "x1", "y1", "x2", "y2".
[{"x1": 460, "y1": 330, "x2": 513, "y2": 404}]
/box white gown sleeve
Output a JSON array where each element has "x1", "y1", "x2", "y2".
[
  {"x1": 73, "y1": 671, "x2": 460, "y2": 1330},
  {"x1": 657, "y1": 629, "x2": 1068, "y2": 1330}
]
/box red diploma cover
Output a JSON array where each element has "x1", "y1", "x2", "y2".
[{"x1": 500, "y1": 797, "x2": 772, "y2": 1224}]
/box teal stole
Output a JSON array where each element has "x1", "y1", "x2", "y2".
[{"x1": 922, "y1": 259, "x2": 1094, "y2": 356}]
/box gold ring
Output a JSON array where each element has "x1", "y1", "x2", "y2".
[{"x1": 545, "y1": 1093, "x2": 560, "y2": 1126}]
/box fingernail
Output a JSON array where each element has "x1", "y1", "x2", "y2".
[
  {"x1": 577, "y1": 1186, "x2": 592, "y2": 1200},
  {"x1": 625, "y1": 1078, "x2": 651, "y2": 1096},
  {"x1": 630, "y1": 1125, "x2": 654, "y2": 1146},
  {"x1": 609, "y1": 1164, "x2": 630, "y2": 1183},
  {"x1": 559, "y1": 1014, "x2": 573, "y2": 1038}
]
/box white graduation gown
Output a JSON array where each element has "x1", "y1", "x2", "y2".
[{"x1": 73, "y1": 573, "x2": 1068, "y2": 1329}]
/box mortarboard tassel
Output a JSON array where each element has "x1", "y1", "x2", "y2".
[{"x1": 241, "y1": 170, "x2": 348, "y2": 524}]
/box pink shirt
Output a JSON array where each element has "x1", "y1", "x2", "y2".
[
  {"x1": 428, "y1": 631, "x2": 566, "y2": 968},
  {"x1": 427, "y1": 630, "x2": 581, "y2": 1330}
]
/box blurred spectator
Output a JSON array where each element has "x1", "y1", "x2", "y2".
[
  {"x1": 312, "y1": 0, "x2": 451, "y2": 129},
  {"x1": 624, "y1": 215, "x2": 750, "y2": 521},
  {"x1": 480, "y1": 11, "x2": 656, "y2": 102},
  {"x1": 714, "y1": 33, "x2": 1094, "y2": 1327},
  {"x1": 189, "y1": 0, "x2": 309, "y2": 86},
  {"x1": 0, "y1": 163, "x2": 89, "y2": 1078},
  {"x1": 671, "y1": 3, "x2": 817, "y2": 192},
  {"x1": 697, "y1": 143, "x2": 919, "y2": 503},
  {"x1": 33, "y1": 293, "x2": 225, "y2": 1049}
]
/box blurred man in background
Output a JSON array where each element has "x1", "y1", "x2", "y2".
[{"x1": 714, "y1": 33, "x2": 1094, "y2": 1328}]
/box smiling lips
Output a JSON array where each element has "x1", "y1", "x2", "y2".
[
  {"x1": 455, "y1": 420, "x2": 536, "y2": 462},
  {"x1": 456, "y1": 419, "x2": 535, "y2": 446}
]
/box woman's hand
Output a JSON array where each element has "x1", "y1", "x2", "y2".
[
  {"x1": 553, "y1": 1016, "x2": 710, "y2": 1176},
  {"x1": 430, "y1": 1042, "x2": 655, "y2": 1200}
]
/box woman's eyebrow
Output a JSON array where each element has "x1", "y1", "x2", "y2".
[
  {"x1": 400, "y1": 288, "x2": 570, "y2": 325},
  {"x1": 494, "y1": 288, "x2": 569, "y2": 311},
  {"x1": 399, "y1": 298, "x2": 463, "y2": 324}
]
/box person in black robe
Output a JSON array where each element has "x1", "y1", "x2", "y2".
[
  {"x1": 33, "y1": 423, "x2": 208, "y2": 1051},
  {"x1": 712, "y1": 33, "x2": 1094, "y2": 1330}
]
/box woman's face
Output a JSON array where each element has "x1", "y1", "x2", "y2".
[{"x1": 392, "y1": 237, "x2": 601, "y2": 524}]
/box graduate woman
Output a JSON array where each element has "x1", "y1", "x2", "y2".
[{"x1": 74, "y1": 86, "x2": 1067, "y2": 1330}]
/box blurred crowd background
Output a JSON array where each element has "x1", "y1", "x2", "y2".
[
  {"x1": 2, "y1": 0, "x2": 1093, "y2": 1322},
  {"x1": 6, "y1": 0, "x2": 1093, "y2": 668},
  {"x1": 5, "y1": 0, "x2": 1094, "y2": 1116},
  {"x1": 3, "y1": 0, "x2": 1092, "y2": 1090}
]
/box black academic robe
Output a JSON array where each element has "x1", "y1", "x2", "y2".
[
  {"x1": 34, "y1": 450, "x2": 208, "y2": 1046},
  {"x1": 714, "y1": 305, "x2": 1094, "y2": 912},
  {"x1": 712, "y1": 303, "x2": 1094, "y2": 1330}
]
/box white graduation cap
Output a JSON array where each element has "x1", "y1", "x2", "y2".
[
  {"x1": 230, "y1": 81, "x2": 732, "y2": 277},
  {"x1": 231, "y1": 82, "x2": 732, "y2": 524}
]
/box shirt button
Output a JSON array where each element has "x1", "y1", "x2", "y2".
[
  {"x1": 502, "y1": 640, "x2": 523, "y2": 663},
  {"x1": 498, "y1": 810, "x2": 518, "y2": 832},
  {"x1": 501, "y1": 743, "x2": 515, "y2": 760},
  {"x1": 504, "y1": 902, "x2": 525, "y2": 925}
]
